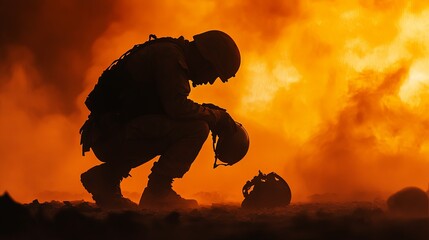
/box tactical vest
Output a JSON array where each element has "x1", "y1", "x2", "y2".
[{"x1": 84, "y1": 35, "x2": 187, "y2": 115}]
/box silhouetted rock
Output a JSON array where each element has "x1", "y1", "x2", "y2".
[
  {"x1": 53, "y1": 205, "x2": 100, "y2": 239},
  {"x1": 387, "y1": 187, "x2": 428, "y2": 217},
  {"x1": 103, "y1": 210, "x2": 147, "y2": 239},
  {"x1": 0, "y1": 192, "x2": 33, "y2": 235}
]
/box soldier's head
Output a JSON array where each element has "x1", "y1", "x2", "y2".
[{"x1": 189, "y1": 30, "x2": 241, "y2": 87}]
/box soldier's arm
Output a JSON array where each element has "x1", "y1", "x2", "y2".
[{"x1": 155, "y1": 44, "x2": 220, "y2": 126}]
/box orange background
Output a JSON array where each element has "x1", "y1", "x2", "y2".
[{"x1": 1, "y1": 0, "x2": 429, "y2": 205}]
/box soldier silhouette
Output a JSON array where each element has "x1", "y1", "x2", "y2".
[{"x1": 80, "y1": 30, "x2": 241, "y2": 210}]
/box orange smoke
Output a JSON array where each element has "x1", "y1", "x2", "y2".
[{"x1": 2, "y1": 0, "x2": 429, "y2": 204}]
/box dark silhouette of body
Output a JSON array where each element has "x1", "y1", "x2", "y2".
[{"x1": 80, "y1": 30, "x2": 241, "y2": 210}]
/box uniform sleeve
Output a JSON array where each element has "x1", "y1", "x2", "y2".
[{"x1": 155, "y1": 44, "x2": 218, "y2": 125}]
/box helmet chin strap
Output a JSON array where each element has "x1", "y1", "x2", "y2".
[{"x1": 212, "y1": 132, "x2": 230, "y2": 168}]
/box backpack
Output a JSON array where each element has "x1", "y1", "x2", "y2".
[
  {"x1": 84, "y1": 34, "x2": 185, "y2": 115},
  {"x1": 80, "y1": 35, "x2": 185, "y2": 156}
]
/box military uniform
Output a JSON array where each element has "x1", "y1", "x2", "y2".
[
  {"x1": 91, "y1": 39, "x2": 217, "y2": 177},
  {"x1": 81, "y1": 30, "x2": 241, "y2": 210}
]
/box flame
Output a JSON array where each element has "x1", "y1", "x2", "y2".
[{"x1": 2, "y1": 0, "x2": 429, "y2": 204}]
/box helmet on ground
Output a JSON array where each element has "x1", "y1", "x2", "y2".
[
  {"x1": 215, "y1": 122, "x2": 249, "y2": 166},
  {"x1": 241, "y1": 171, "x2": 292, "y2": 209},
  {"x1": 193, "y1": 30, "x2": 241, "y2": 82}
]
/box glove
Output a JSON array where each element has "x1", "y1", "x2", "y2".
[
  {"x1": 210, "y1": 109, "x2": 237, "y2": 136},
  {"x1": 218, "y1": 111, "x2": 237, "y2": 136},
  {"x1": 202, "y1": 103, "x2": 236, "y2": 135}
]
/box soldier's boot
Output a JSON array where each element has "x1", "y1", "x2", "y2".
[
  {"x1": 139, "y1": 173, "x2": 198, "y2": 210},
  {"x1": 81, "y1": 164, "x2": 137, "y2": 210}
]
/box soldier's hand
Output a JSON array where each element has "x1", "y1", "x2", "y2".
[{"x1": 214, "y1": 110, "x2": 236, "y2": 136}]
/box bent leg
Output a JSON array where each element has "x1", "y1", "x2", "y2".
[
  {"x1": 151, "y1": 119, "x2": 210, "y2": 178},
  {"x1": 96, "y1": 115, "x2": 210, "y2": 175},
  {"x1": 86, "y1": 115, "x2": 209, "y2": 209},
  {"x1": 131, "y1": 117, "x2": 210, "y2": 209}
]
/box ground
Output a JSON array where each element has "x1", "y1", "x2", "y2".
[{"x1": 1, "y1": 193, "x2": 428, "y2": 240}]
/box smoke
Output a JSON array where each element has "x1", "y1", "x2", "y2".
[
  {"x1": 295, "y1": 66, "x2": 429, "y2": 200},
  {"x1": 0, "y1": 0, "x2": 116, "y2": 201},
  {"x1": 2, "y1": 0, "x2": 429, "y2": 204},
  {"x1": 232, "y1": 0, "x2": 429, "y2": 201}
]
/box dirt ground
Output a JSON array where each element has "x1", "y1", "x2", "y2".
[{"x1": 1, "y1": 193, "x2": 428, "y2": 240}]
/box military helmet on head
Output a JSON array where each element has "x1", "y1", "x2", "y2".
[{"x1": 193, "y1": 30, "x2": 241, "y2": 82}]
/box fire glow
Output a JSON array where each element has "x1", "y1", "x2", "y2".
[{"x1": 1, "y1": 0, "x2": 429, "y2": 204}]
